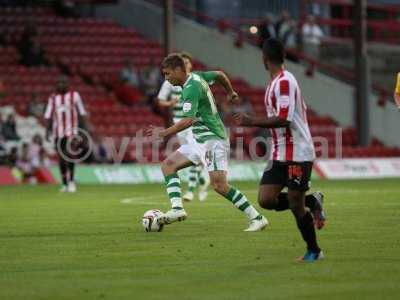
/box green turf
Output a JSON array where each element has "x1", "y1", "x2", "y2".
[{"x1": 1, "y1": 179, "x2": 400, "y2": 300}]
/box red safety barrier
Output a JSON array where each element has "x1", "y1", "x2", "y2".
[
  {"x1": 34, "y1": 168, "x2": 58, "y2": 184},
  {"x1": 0, "y1": 167, "x2": 19, "y2": 185}
]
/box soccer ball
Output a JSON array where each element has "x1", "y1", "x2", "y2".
[{"x1": 142, "y1": 209, "x2": 164, "y2": 232}]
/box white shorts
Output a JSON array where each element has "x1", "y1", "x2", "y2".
[
  {"x1": 177, "y1": 139, "x2": 229, "y2": 172},
  {"x1": 176, "y1": 127, "x2": 195, "y2": 146}
]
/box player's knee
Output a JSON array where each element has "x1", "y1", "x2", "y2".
[
  {"x1": 258, "y1": 195, "x2": 277, "y2": 210},
  {"x1": 161, "y1": 159, "x2": 177, "y2": 175}
]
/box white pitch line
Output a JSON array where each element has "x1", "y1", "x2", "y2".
[{"x1": 120, "y1": 195, "x2": 161, "y2": 205}]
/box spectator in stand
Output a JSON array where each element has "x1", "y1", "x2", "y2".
[
  {"x1": 93, "y1": 137, "x2": 110, "y2": 164},
  {"x1": 274, "y1": 11, "x2": 298, "y2": 61},
  {"x1": 16, "y1": 143, "x2": 36, "y2": 183},
  {"x1": 2, "y1": 113, "x2": 20, "y2": 141},
  {"x1": 116, "y1": 59, "x2": 144, "y2": 106},
  {"x1": 257, "y1": 14, "x2": 276, "y2": 48},
  {"x1": 7, "y1": 146, "x2": 18, "y2": 167},
  {"x1": 0, "y1": 144, "x2": 6, "y2": 164},
  {"x1": 20, "y1": 21, "x2": 38, "y2": 44},
  {"x1": 0, "y1": 133, "x2": 6, "y2": 164},
  {"x1": 27, "y1": 92, "x2": 45, "y2": 118},
  {"x1": 18, "y1": 21, "x2": 37, "y2": 62},
  {"x1": 302, "y1": 15, "x2": 324, "y2": 59},
  {"x1": 0, "y1": 119, "x2": 4, "y2": 140},
  {"x1": 120, "y1": 59, "x2": 140, "y2": 87},
  {"x1": 140, "y1": 59, "x2": 162, "y2": 100},
  {"x1": 54, "y1": 0, "x2": 77, "y2": 17},
  {"x1": 20, "y1": 38, "x2": 47, "y2": 67},
  {"x1": 275, "y1": 10, "x2": 291, "y2": 41},
  {"x1": 30, "y1": 134, "x2": 50, "y2": 169}
]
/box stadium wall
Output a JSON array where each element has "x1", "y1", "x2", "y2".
[
  {"x1": 94, "y1": 0, "x2": 400, "y2": 147},
  {"x1": 3, "y1": 158, "x2": 400, "y2": 185}
]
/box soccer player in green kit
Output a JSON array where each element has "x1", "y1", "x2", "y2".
[
  {"x1": 147, "y1": 53, "x2": 268, "y2": 231},
  {"x1": 157, "y1": 52, "x2": 210, "y2": 202}
]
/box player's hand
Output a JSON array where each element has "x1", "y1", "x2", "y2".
[
  {"x1": 233, "y1": 113, "x2": 252, "y2": 126},
  {"x1": 145, "y1": 125, "x2": 165, "y2": 141},
  {"x1": 228, "y1": 91, "x2": 240, "y2": 103}
]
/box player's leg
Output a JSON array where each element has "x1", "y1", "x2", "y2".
[
  {"x1": 197, "y1": 164, "x2": 209, "y2": 201},
  {"x1": 286, "y1": 162, "x2": 323, "y2": 261},
  {"x1": 63, "y1": 136, "x2": 77, "y2": 193},
  {"x1": 160, "y1": 146, "x2": 198, "y2": 224},
  {"x1": 209, "y1": 170, "x2": 267, "y2": 231},
  {"x1": 269, "y1": 191, "x2": 326, "y2": 229},
  {"x1": 206, "y1": 140, "x2": 267, "y2": 231},
  {"x1": 288, "y1": 189, "x2": 323, "y2": 262},
  {"x1": 257, "y1": 161, "x2": 287, "y2": 210},
  {"x1": 177, "y1": 128, "x2": 198, "y2": 202},
  {"x1": 57, "y1": 138, "x2": 69, "y2": 192},
  {"x1": 258, "y1": 161, "x2": 325, "y2": 229},
  {"x1": 67, "y1": 162, "x2": 76, "y2": 192},
  {"x1": 183, "y1": 165, "x2": 197, "y2": 201}
]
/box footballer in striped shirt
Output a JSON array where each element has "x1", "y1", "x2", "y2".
[
  {"x1": 234, "y1": 38, "x2": 326, "y2": 261},
  {"x1": 44, "y1": 75, "x2": 89, "y2": 193}
]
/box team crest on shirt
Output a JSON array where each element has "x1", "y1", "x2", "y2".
[{"x1": 183, "y1": 102, "x2": 192, "y2": 112}]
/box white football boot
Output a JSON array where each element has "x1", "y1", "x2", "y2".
[
  {"x1": 244, "y1": 215, "x2": 269, "y2": 232},
  {"x1": 67, "y1": 181, "x2": 77, "y2": 193},
  {"x1": 182, "y1": 191, "x2": 194, "y2": 202},
  {"x1": 161, "y1": 208, "x2": 188, "y2": 224}
]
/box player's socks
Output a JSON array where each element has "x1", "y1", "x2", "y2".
[
  {"x1": 226, "y1": 187, "x2": 260, "y2": 220},
  {"x1": 165, "y1": 173, "x2": 183, "y2": 209},
  {"x1": 68, "y1": 162, "x2": 75, "y2": 182},
  {"x1": 60, "y1": 161, "x2": 68, "y2": 186},
  {"x1": 187, "y1": 166, "x2": 198, "y2": 193},
  {"x1": 296, "y1": 211, "x2": 321, "y2": 253},
  {"x1": 275, "y1": 193, "x2": 317, "y2": 211},
  {"x1": 197, "y1": 165, "x2": 206, "y2": 186}
]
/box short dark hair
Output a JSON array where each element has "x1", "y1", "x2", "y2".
[
  {"x1": 180, "y1": 51, "x2": 193, "y2": 63},
  {"x1": 161, "y1": 53, "x2": 185, "y2": 70},
  {"x1": 262, "y1": 38, "x2": 285, "y2": 64}
]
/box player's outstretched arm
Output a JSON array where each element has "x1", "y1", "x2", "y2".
[
  {"x1": 233, "y1": 113, "x2": 290, "y2": 128},
  {"x1": 212, "y1": 71, "x2": 239, "y2": 102},
  {"x1": 146, "y1": 117, "x2": 195, "y2": 140}
]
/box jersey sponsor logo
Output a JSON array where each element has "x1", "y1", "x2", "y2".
[{"x1": 183, "y1": 102, "x2": 192, "y2": 112}]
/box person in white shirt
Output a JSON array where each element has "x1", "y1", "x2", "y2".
[{"x1": 302, "y1": 15, "x2": 324, "y2": 58}]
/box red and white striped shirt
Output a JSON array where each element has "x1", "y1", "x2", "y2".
[
  {"x1": 264, "y1": 69, "x2": 315, "y2": 162},
  {"x1": 44, "y1": 90, "x2": 87, "y2": 138}
]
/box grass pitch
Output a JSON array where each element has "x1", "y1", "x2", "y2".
[{"x1": 1, "y1": 179, "x2": 400, "y2": 300}]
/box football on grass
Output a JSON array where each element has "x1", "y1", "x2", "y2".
[{"x1": 142, "y1": 209, "x2": 164, "y2": 232}]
